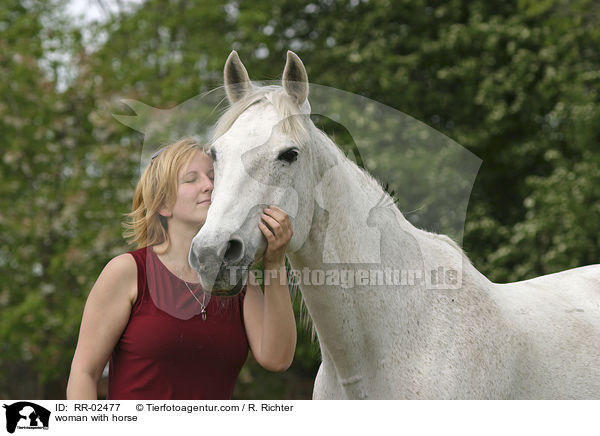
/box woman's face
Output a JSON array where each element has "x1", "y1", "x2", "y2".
[{"x1": 168, "y1": 150, "x2": 214, "y2": 229}]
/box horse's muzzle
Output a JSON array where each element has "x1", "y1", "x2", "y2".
[{"x1": 189, "y1": 236, "x2": 250, "y2": 295}]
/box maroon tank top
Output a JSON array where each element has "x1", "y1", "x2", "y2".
[{"x1": 106, "y1": 247, "x2": 248, "y2": 400}]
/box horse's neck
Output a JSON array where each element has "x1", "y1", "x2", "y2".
[
  {"x1": 289, "y1": 163, "x2": 428, "y2": 319},
  {"x1": 287, "y1": 152, "x2": 494, "y2": 395},
  {"x1": 287, "y1": 158, "x2": 430, "y2": 391}
]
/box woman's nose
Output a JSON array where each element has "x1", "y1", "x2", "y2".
[{"x1": 202, "y1": 177, "x2": 214, "y2": 192}]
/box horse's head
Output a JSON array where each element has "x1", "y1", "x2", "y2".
[{"x1": 189, "y1": 51, "x2": 323, "y2": 295}]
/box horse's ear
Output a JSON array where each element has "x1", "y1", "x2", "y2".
[
  {"x1": 282, "y1": 50, "x2": 309, "y2": 105},
  {"x1": 224, "y1": 50, "x2": 251, "y2": 104}
]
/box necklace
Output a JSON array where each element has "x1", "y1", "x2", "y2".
[{"x1": 183, "y1": 281, "x2": 208, "y2": 321}]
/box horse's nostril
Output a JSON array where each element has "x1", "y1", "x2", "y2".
[{"x1": 222, "y1": 238, "x2": 244, "y2": 263}]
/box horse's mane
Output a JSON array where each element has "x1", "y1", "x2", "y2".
[{"x1": 311, "y1": 125, "x2": 468, "y2": 260}]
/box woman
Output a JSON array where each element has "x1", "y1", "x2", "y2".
[{"x1": 66, "y1": 138, "x2": 297, "y2": 399}]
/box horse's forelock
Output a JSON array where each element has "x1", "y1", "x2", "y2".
[{"x1": 212, "y1": 85, "x2": 311, "y2": 146}]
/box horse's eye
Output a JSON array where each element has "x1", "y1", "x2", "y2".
[{"x1": 277, "y1": 148, "x2": 299, "y2": 163}]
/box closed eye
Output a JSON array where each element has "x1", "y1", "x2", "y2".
[{"x1": 277, "y1": 148, "x2": 299, "y2": 163}]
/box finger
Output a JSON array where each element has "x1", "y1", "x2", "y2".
[
  {"x1": 265, "y1": 207, "x2": 290, "y2": 231},
  {"x1": 265, "y1": 206, "x2": 289, "y2": 221},
  {"x1": 268, "y1": 205, "x2": 287, "y2": 213},
  {"x1": 261, "y1": 213, "x2": 283, "y2": 236},
  {"x1": 258, "y1": 221, "x2": 275, "y2": 241}
]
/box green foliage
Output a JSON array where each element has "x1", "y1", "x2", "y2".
[
  {"x1": 1, "y1": 0, "x2": 598, "y2": 399},
  {"x1": 0, "y1": 0, "x2": 138, "y2": 398}
]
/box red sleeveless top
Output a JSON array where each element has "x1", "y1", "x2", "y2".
[{"x1": 106, "y1": 247, "x2": 248, "y2": 400}]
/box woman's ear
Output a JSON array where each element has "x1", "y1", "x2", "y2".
[{"x1": 158, "y1": 205, "x2": 172, "y2": 218}]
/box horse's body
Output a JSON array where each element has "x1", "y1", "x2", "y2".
[
  {"x1": 291, "y1": 158, "x2": 600, "y2": 400},
  {"x1": 190, "y1": 51, "x2": 600, "y2": 399}
]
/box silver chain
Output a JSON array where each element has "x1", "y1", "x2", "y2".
[{"x1": 183, "y1": 281, "x2": 208, "y2": 321}]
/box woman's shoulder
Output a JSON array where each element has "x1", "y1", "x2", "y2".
[
  {"x1": 105, "y1": 251, "x2": 138, "y2": 272},
  {"x1": 106, "y1": 246, "x2": 150, "y2": 272},
  {"x1": 99, "y1": 253, "x2": 139, "y2": 305}
]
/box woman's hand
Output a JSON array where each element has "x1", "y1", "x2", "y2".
[{"x1": 259, "y1": 205, "x2": 293, "y2": 269}]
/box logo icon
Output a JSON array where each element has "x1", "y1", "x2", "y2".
[{"x1": 2, "y1": 402, "x2": 50, "y2": 434}]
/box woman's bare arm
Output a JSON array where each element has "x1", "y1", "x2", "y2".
[
  {"x1": 243, "y1": 267, "x2": 296, "y2": 372},
  {"x1": 66, "y1": 253, "x2": 138, "y2": 399},
  {"x1": 244, "y1": 205, "x2": 297, "y2": 372}
]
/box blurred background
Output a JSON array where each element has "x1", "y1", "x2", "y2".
[{"x1": 1, "y1": 0, "x2": 599, "y2": 399}]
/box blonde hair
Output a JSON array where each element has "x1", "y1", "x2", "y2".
[{"x1": 122, "y1": 137, "x2": 208, "y2": 254}]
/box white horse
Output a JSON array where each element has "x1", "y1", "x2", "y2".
[{"x1": 189, "y1": 50, "x2": 600, "y2": 399}]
